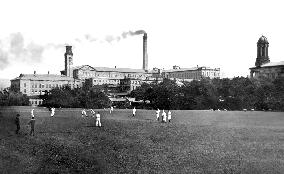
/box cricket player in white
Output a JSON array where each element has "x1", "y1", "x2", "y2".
[
  {"x1": 156, "y1": 109, "x2": 160, "y2": 121},
  {"x1": 162, "y1": 110, "x2": 167, "y2": 123},
  {"x1": 110, "y1": 106, "x2": 114, "y2": 114},
  {"x1": 96, "y1": 112, "x2": 101, "y2": 127},
  {"x1": 168, "y1": 110, "x2": 171, "y2": 122},
  {"x1": 90, "y1": 109, "x2": 95, "y2": 117},
  {"x1": 50, "y1": 107, "x2": 55, "y2": 117},
  {"x1": 81, "y1": 109, "x2": 87, "y2": 117},
  {"x1": 31, "y1": 109, "x2": 34, "y2": 117},
  {"x1": 133, "y1": 107, "x2": 136, "y2": 117}
]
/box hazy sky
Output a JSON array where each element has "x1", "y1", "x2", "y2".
[{"x1": 0, "y1": 0, "x2": 284, "y2": 79}]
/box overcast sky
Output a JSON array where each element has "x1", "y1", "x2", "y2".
[{"x1": 0, "y1": 0, "x2": 284, "y2": 79}]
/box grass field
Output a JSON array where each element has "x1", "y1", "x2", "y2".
[{"x1": 1, "y1": 106, "x2": 284, "y2": 173}]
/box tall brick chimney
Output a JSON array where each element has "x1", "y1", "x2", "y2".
[{"x1": 143, "y1": 33, "x2": 148, "y2": 71}]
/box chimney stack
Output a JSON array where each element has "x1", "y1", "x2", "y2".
[{"x1": 143, "y1": 33, "x2": 148, "y2": 71}]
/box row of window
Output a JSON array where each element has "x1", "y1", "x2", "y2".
[
  {"x1": 170, "y1": 72, "x2": 199, "y2": 79},
  {"x1": 265, "y1": 72, "x2": 280, "y2": 79},
  {"x1": 169, "y1": 71, "x2": 220, "y2": 79},
  {"x1": 80, "y1": 71, "x2": 147, "y2": 79},
  {"x1": 131, "y1": 81, "x2": 141, "y2": 85},
  {"x1": 30, "y1": 83, "x2": 62, "y2": 89},
  {"x1": 93, "y1": 79, "x2": 120, "y2": 83},
  {"x1": 31, "y1": 89, "x2": 48, "y2": 94},
  {"x1": 202, "y1": 71, "x2": 220, "y2": 77},
  {"x1": 30, "y1": 100, "x2": 43, "y2": 105}
]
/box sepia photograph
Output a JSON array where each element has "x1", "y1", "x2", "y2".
[{"x1": 0, "y1": 0, "x2": 284, "y2": 173}]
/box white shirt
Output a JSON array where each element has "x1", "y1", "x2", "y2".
[
  {"x1": 168, "y1": 111, "x2": 171, "y2": 119},
  {"x1": 133, "y1": 108, "x2": 136, "y2": 114},
  {"x1": 96, "y1": 113, "x2": 100, "y2": 119},
  {"x1": 82, "y1": 110, "x2": 86, "y2": 115},
  {"x1": 156, "y1": 109, "x2": 160, "y2": 115},
  {"x1": 162, "y1": 111, "x2": 167, "y2": 121},
  {"x1": 31, "y1": 109, "x2": 34, "y2": 117}
]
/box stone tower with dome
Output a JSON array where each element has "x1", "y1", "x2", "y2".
[
  {"x1": 250, "y1": 36, "x2": 284, "y2": 79},
  {"x1": 255, "y1": 35, "x2": 270, "y2": 67}
]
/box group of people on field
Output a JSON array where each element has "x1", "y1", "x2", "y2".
[
  {"x1": 81, "y1": 109, "x2": 102, "y2": 127},
  {"x1": 14, "y1": 109, "x2": 36, "y2": 136},
  {"x1": 15, "y1": 106, "x2": 172, "y2": 135},
  {"x1": 156, "y1": 109, "x2": 171, "y2": 123}
]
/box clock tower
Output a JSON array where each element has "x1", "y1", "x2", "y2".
[{"x1": 64, "y1": 45, "x2": 73, "y2": 77}]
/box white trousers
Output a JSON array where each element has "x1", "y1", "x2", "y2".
[{"x1": 96, "y1": 119, "x2": 101, "y2": 127}]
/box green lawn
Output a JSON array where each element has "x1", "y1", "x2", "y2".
[{"x1": 1, "y1": 106, "x2": 284, "y2": 173}]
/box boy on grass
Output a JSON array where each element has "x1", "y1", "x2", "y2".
[
  {"x1": 28, "y1": 115, "x2": 36, "y2": 136},
  {"x1": 95, "y1": 112, "x2": 101, "y2": 127},
  {"x1": 162, "y1": 110, "x2": 167, "y2": 123},
  {"x1": 168, "y1": 110, "x2": 171, "y2": 122},
  {"x1": 156, "y1": 108, "x2": 160, "y2": 121},
  {"x1": 133, "y1": 107, "x2": 136, "y2": 117},
  {"x1": 50, "y1": 107, "x2": 55, "y2": 117},
  {"x1": 15, "y1": 114, "x2": 20, "y2": 134}
]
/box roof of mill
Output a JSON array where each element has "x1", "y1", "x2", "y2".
[
  {"x1": 71, "y1": 65, "x2": 147, "y2": 73},
  {"x1": 11, "y1": 74, "x2": 74, "y2": 81}
]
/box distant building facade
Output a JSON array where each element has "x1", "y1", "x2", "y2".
[
  {"x1": 10, "y1": 44, "x2": 222, "y2": 106},
  {"x1": 10, "y1": 72, "x2": 82, "y2": 106},
  {"x1": 162, "y1": 65, "x2": 220, "y2": 80},
  {"x1": 250, "y1": 36, "x2": 284, "y2": 79}
]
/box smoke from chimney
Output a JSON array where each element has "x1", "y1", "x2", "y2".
[
  {"x1": 122, "y1": 30, "x2": 146, "y2": 38},
  {"x1": 0, "y1": 32, "x2": 65, "y2": 71}
]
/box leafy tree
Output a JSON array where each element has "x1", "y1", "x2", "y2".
[{"x1": 42, "y1": 86, "x2": 110, "y2": 108}]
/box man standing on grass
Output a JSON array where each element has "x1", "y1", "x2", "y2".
[
  {"x1": 156, "y1": 108, "x2": 160, "y2": 121},
  {"x1": 133, "y1": 107, "x2": 136, "y2": 117},
  {"x1": 95, "y1": 111, "x2": 101, "y2": 127},
  {"x1": 168, "y1": 110, "x2": 171, "y2": 122},
  {"x1": 28, "y1": 115, "x2": 36, "y2": 136},
  {"x1": 15, "y1": 114, "x2": 20, "y2": 134},
  {"x1": 110, "y1": 106, "x2": 114, "y2": 114},
  {"x1": 50, "y1": 107, "x2": 55, "y2": 117},
  {"x1": 162, "y1": 110, "x2": 167, "y2": 123}
]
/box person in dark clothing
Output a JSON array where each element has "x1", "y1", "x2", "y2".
[
  {"x1": 29, "y1": 116, "x2": 36, "y2": 136},
  {"x1": 15, "y1": 114, "x2": 20, "y2": 134}
]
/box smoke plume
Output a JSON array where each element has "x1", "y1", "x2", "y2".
[
  {"x1": 0, "y1": 30, "x2": 147, "y2": 70},
  {"x1": 85, "y1": 34, "x2": 98, "y2": 42},
  {"x1": 0, "y1": 49, "x2": 9, "y2": 70},
  {"x1": 0, "y1": 32, "x2": 65, "y2": 70},
  {"x1": 122, "y1": 30, "x2": 146, "y2": 39},
  {"x1": 83, "y1": 30, "x2": 146, "y2": 44}
]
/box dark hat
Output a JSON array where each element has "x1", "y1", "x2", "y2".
[{"x1": 16, "y1": 114, "x2": 20, "y2": 116}]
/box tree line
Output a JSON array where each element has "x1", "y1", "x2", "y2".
[
  {"x1": 1, "y1": 76, "x2": 283, "y2": 111},
  {"x1": 130, "y1": 77, "x2": 284, "y2": 111},
  {"x1": 41, "y1": 85, "x2": 111, "y2": 109},
  {"x1": 0, "y1": 90, "x2": 29, "y2": 106}
]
